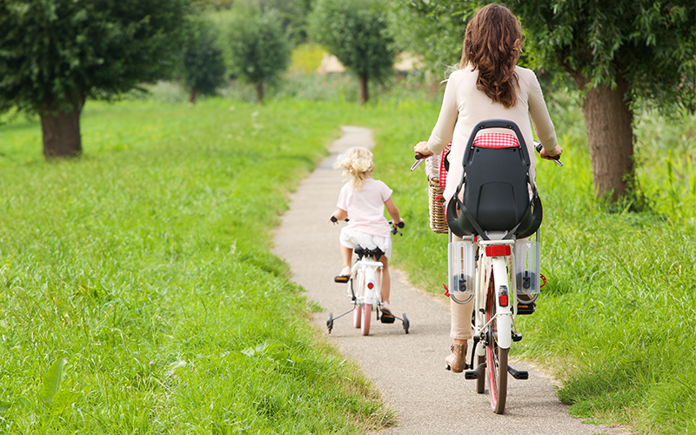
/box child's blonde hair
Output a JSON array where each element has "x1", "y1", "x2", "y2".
[{"x1": 333, "y1": 147, "x2": 374, "y2": 191}]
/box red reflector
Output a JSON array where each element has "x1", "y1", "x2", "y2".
[
  {"x1": 367, "y1": 282, "x2": 374, "y2": 290},
  {"x1": 499, "y1": 295, "x2": 508, "y2": 306},
  {"x1": 486, "y1": 245, "x2": 511, "y2": 257}
]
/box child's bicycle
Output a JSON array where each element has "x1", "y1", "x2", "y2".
[
  {"x1": 326, "y1": 220, "x2": 410, "y2": 336},
  {"x1": 417, "y1": 119, "x2": 560, "y2": 414}
]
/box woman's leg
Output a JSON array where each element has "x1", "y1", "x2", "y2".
[
  {"x1": 447, "y1": 233, "x2": 474, "y2": 372},
  {"x1": 450, "y1": 297, "x2": 474, "y2": 341}
]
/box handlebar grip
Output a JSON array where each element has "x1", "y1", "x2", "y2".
[
  {"x1": 397, "y1": 221, "x2": 405, "y2": 228},
  {"x1": 535, "y1": 142, "x2": 563, "y2": 166},
  {"x1": 415, "y1": 152, "x2": 428, "y2": 160},
  {"x1": 330, "y1": 216, "x2": 337, "y2": 223}
]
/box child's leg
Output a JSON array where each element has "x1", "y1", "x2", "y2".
[
  {"x1": 340, "y1": 245, "x2": 353, "y2": 271},
  {"x1": 379, "y1": 256, "x2": 390, "y2": 304}
]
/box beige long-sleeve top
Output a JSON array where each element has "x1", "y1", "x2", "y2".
[{"x1": 427, "y1": 65, "x2": 558, "y2": 202}]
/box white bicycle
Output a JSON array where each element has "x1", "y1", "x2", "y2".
[
  {"x1": 327, "y1": 221, "x2": 410, "y2": 336},
  {"x1": 441, "y1": 119, "x2": 559, "y2": 413}
]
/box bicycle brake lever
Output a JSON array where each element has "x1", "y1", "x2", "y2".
[{"x1": 410, "y1": 159, "x2": 424, "y2": 171}]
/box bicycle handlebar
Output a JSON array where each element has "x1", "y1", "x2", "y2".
[
  {"x1": 389, "y1": 220, "x2": 405, "y2": 236},
  {"x1": 534, "y1": 142, "x2": 563, "y2": 167}
]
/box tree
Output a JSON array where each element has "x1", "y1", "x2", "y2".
[
  {"x1": 182, "y1": 19, "x2": 227, "y2": 103},
  {"x1": 0, "y1": 0, "x2": 189, "y2": 158},
  {"x1": 309, "y1": 0, "x2": 396, "y2": 105},
  {"x1": 225, "y1": 9, "x2": 291, "y2": 103},
  {"x1": 401, "y1": 1, "x2": 696, "y2": 200},
  {"x1": 259, "y1": 0, "x2": 313, "y2": 47}
]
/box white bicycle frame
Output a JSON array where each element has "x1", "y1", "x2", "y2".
[
  {"x1": 352, "y1": 257, "x2": 383, "y2": 311},
  {"x1": 472, "y1": 236, "x2": 516, "y2": 353}
]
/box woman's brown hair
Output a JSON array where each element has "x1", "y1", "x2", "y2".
[{"x1": 460, "y1": 4, "x2": 523, "y2": 108}]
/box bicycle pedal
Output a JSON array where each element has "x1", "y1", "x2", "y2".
[
  {"x1": 334, "y1": 275, "x2": 350, "y2": 283},
  {"x1": 507, "y1": 365, "x2": 529, "y2": 380},
  {"x1": 380, "y1": 312, "x2": 395, "y2": 324},
  {"x1": 517, "y1": 303, "x2": 535, "y2": 315}
]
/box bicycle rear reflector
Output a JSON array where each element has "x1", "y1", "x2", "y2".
[
  {"x1": 367, "y1": 282, "x2": 375, "y2": 290},
  {"x1": 499, "y1": 286, "x2": 509, "y2": 307},
  {"x1": 486, "y1": 245, "x2": 511, "y2": 257}
]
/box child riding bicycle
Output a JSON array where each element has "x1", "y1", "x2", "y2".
[{"x1": 329, "y1": 146, "x2": 404, "y2": 316}]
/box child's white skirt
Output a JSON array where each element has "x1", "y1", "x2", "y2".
[{"x1": 339, "y1": 227, "x2": 392, "y2": 259}]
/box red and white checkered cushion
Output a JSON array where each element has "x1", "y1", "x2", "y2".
[{"x1": 473, "y1": 132, "x2": 519, "y2": 149}]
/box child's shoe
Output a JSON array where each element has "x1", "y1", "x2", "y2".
[{"x1": 380, "y1": 302, "x2": 395, "y2": 323}]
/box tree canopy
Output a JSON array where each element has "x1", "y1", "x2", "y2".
[
  {"x1": 309, "y1": 0, "x2": 396, "y2": 104},
  {"x1": 182, "y1": 18, "x2": 227, "y2": 103},
  {"x1": 225, "y1": 8, "x2": 291, "y2": 103}
]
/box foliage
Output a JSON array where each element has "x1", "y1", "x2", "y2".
[
  {"x1": 258, "y1": 0, "x2": 313, "y2": 46},
  {"x1": 387, "y1": 0, "x2": 469, "y2": 75},
  {"x1": 398, "y1": 0, "x2": 696, "y2": 112},
  {"x1": 290, "y1": 43, "x2": 327, "y2": 74},
  {"x1": 182, "y1": 18, "x2": 227, "y2": 100},
  {"x1": 0, "y1": 98, "x2": 395, "y2": 433},
  {"x1": 0, "y1": 0, "x2": 189, "y2": 115},
  {"x1": 223, "y1": 8, "x2": 291, "y2": 92},
  {"x1": 308, "y1": 0, "x2": 396, "y2": 83}
]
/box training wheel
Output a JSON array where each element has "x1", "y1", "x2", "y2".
[{"x1": 402, "y1": 313, "x2": 410, "y2": 334}]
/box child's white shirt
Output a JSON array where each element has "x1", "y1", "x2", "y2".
[{"x1": 337, "y1": 178, "x2": 392, "y2": 238}]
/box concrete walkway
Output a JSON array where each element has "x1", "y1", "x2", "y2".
[{"x1": 272, "y1": 126, "x2": 621, "y2": 434}]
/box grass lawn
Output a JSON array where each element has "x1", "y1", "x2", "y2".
[
  {"x1": 0, "y1": 98, "x2": 396, "y2": 433},
  {"x1": 2, "y1": 90, "x2": 695, "y2": 433}
]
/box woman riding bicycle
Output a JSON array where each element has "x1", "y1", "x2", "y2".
[{"x1": 413, "y1": 3, "x2": 563, "y2": 372}]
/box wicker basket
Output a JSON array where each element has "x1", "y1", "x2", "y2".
[{"x1": 425, "y1": 154, "x2": 448, "y2": 234}]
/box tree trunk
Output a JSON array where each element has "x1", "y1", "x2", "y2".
[
  {"x1": 358, "y1": 75, "x2": 369, "y2": 105},
  {"x1": 189, "y1": 87, "x2": 197, "y2": 104},
  {"x1": 256, "y1": 83, "x2": 264, "y2": 103},
  {"x1": 575, "y1": 75, "x2": 634, "y2": 201},
  {"x1": 40, "y1": 105, "x2": 82, "y2": 159}
]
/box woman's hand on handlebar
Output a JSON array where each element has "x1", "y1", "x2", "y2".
[
  {"x1": 540, "y1": 144, "x2": 563, "y2": 161},
  {"x1": 414, "y1": 141, "x2": 434, "y2": 160}
]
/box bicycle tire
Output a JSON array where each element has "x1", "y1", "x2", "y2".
[
  {"x1": 361, "y1": 302, "x2": 371, "y2": 335},
  {"x1": 486, "y1": 276, "x2": 508, "y2": 414}
]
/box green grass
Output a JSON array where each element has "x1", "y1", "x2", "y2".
[
  {"x1": 3, "y1": 87, "x2": 696, "y2": 433},
  {"x1": 0, "y1": 98, "x2": 397, "y2": 433}
]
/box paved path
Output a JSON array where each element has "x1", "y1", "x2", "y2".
[{"x1": 272, "y1": 126, "x2": 622, "y2": 434}]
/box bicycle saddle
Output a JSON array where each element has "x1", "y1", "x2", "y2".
[
  {"x1": 354, "y1": 246, "x2": 384, "y2": 261},
  {"x1": 446, "y1": 120, "x2": 543, "y2": 240}
]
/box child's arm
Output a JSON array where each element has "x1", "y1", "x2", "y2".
[
  {"x1": 384, "y1": 198, "x2": 404, "y2": 226},
  {"x1": 329, "y1": 208, "x2": 348, "y2": 224}
]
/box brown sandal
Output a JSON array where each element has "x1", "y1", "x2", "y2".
[{"x1": 445, "y1": 343, "x2": 468, "y2": 373}]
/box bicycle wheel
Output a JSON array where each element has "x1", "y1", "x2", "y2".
[
  {"x1": 485, "y1": 276, "x2": 508, "y2": 414},
  {"x1": 360, "y1": 302, "x2": 371, "y2": 335},
  {"x1": 353, "y1": 304, "x2": 362, "y2": 328}
]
